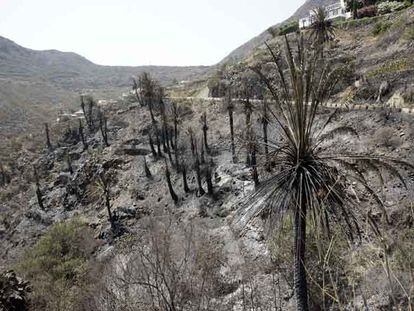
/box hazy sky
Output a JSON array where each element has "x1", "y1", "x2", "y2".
[{"x1": 0, "y1": 0, "x2": 304, "y2": 66}]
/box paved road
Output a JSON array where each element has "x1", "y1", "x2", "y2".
[{"x1": 168, "y1": 96, "x2": 414, "y2": 115}]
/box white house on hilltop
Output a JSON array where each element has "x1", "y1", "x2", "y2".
[{"x1": 299, "y1": 0, "x2": 352, "y2": 29}]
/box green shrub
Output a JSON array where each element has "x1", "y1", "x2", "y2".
[
  {"x1": 367, "y1": 59, "x2": 410, "y2": 77},
  {"x1": 268, "y1": 216, "x2": 349, "y2": 309},
  {"x1": 17, "y1": 219, "x2": 97, "y2": 311},
  {"x1": 372, "y1": 20, "x2": 392, "y2": 35},
  {"x1": 278, "y1": 21, "x2": 299, "y2": 36}
]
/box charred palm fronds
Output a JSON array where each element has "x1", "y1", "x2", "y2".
[
  {"x1": 200, "y1": 112, "x2": 209, "y2": 154},
  {"x1": 33, "y1": 166, "x2": 44, "y2": 210},
  {"x1": 225, "y1": 90, "x2": 237, "y2": 163},
  {"x1": 99, "y1": 111, "x2": 110, "y2": 147},
  {"x1": 148, "y1": 134, "x2": 157, "y2": 158},
  {"x1": 44, "y1": 123, "x2": 52, "y2": 151},
  {"x1": 165, "y1": 161, "x2": 178, "y2": 203},
  {"x1": 144, "y1": 157, "x2": 152, "y2": 178},
  {"x1": 239, "y1": 34, "x2": 414, "y2": 311},
  {"x1": 78, "y1": 119, "x2": 88, "y2": 151}
]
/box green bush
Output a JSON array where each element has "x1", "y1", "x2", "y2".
[
  {"x1": 372, "y1": 20, "x2": 392, "y2": 35},
  {"x1": 17, "y1": 219, "x2": 97, "y2": 311},
  {"x1": 278, "y1": 21, "x2": 299, "y2": 36}
]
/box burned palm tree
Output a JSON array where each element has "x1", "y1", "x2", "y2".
[
  {"x1": 205, "y1": 158, "x2": 215, "y2": 196},
  {"x1": 193, "y1": 145, "x2": 205, "y2": 197},
  {"x1": 246, "y1": 127, "x2": 259, "y2": 187},
  {"x1": 65, "y1": 150, "x2": 73, "y2": 175},
  {"x1": 80, "y1": 95, "x2": 88, "y2": 126},
  {"x1": 200, "y1": 112, "x2": 209, "y2": 154},
  {"x1": 240, "y1": 35, "x2": 413, "y2": 311},
  {"x1": 309, "y1": 7, "x2": 336, "y2": 57},
  {"x1": 148, "y1": 133, "x2": 157, "y2": 158},
  {"x1": 87, "y1": 98, "x2": 95, "y2": 130},
  {"x1": 99, "y1": 111, "x2": 110, "y2": 147},
  {"x1": 33, "y1": 166, "x2": 44, "y2": 209},
  {"x1": 143, "y1": 156, "x2": 152, "y2": 178},
  {"x1": 44, "y1": 123, "x2": 52, "y2": 151},
  {"x1": 225, "y1": 89, "x2": 237, "y2": 163},
  {"x1": 187, "y1": 128, "x2": 196, "y2": 157},
  {"x1": 97, "y1": 171, "x2": 115, "y2": 232},
  {"x1": 78, "y1": 119, "x2": 88, "y2": 151},
  {"x1": 165, "y1": 160, "x2": 178, "y2": 203}
]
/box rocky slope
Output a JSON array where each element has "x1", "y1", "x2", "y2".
[{"x1": 220, "y1": 0, "x2": 337, "y2": 64}]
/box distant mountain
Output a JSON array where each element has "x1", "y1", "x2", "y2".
[
  {"x1": 219, "y1": 0, "x2": 337, "y2": 64},
  {"x1": 0, "y1": 36, "x2": 210, "y2": 90},
  {"x1": 0, "y1": 36, "x2": 210, "y2": 139}
]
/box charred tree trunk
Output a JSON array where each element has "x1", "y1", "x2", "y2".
[
  {"x1": 165, "y1": 163, "x2": 178, "y2": 203},
  {"x1": 80, "y1": 96, "x2": 88, "y2": 128},
  {"x1": 194, "y1": 155, "x2": 205, "y2": 196},
  {"x1": 33, "y1": 166, "x2": 44, "y2": 209},
  {"x1": 79, "y1": 119, "x2": 88, "y2": 151},
  {"x1": 45, "y1": 123, "x2": 52, "y2": 151},
  {"x1": 294, "y1": 201, "x2": 309, "y2": 311},
  {"x1": 228, "y1": 107, "x2": 236, "y2": 163},
  {"x1": 99, "y1": 113, "x2": 110, "y2": 147},
  {"x1": 251, "y1": 146, "x2": 259, "y2": 187},
  {"x1": 262, "y1": 100, "x2": 270, "y2": 171},
  {"x1": 201, "y1": 112, "x2": 209, "y2": 154},
  {"x1": 200, "y1": 142, "x2": 206, "y2": 165},
  {"x1": 206, "y1": 161, "x2": 214, "y2": 196},
  {"x1": 155, "y1": 127, "x2": 163, "y2": 157},
  {"x1": 88, "y1": 100, "x2": 94, "y2": 130},
  {"x1": 149, "y1": 134, "x2": 157, "y2": 158},
  {"x1": 144, "y1": 157, "x2": 152, "y2": 178},
  {"x1": 182, "y1": 164, "x2": 190, "y2": 193},
  {"x1": 100, "y1": 173, "x2": 115, "y2": 231},
  {"x1": 65, "y1": 151, "x2": 73, "y2": 175},
  {"x1": 189, "y1": 130, "x2": 195, "y2": 157}
]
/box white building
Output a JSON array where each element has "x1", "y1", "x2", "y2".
[{"x1": 299, "y1": 0, "x2": 352, "y2": 29}]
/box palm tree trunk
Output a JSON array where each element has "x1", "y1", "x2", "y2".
[
  {"x1": 229, "y1": 109, "x2": 236, "y2": 163},
  {"x1": 263, "y1": 120, "x2": 270, "y2": 171},
  {"x1": 294, "y1": 203, "x2": 309, "y2": 311}
]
